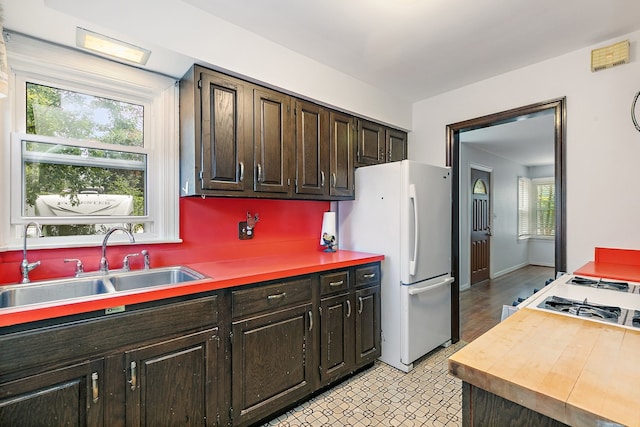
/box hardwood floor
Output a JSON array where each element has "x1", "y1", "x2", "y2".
[{"x1": 460, "y1": 264, "x2": 555, "y2": 342}]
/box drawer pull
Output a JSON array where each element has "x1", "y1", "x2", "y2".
[
  {"x1": 363, "y1": 273, "x2": 376, "y2": 279},
  {"x1": 91, "y1": 372, "x2": 99, "y2": 403},
  {"x1": 308, "y1": 310, "x2": 313, "y2": 331},
  {"x1": 267, "y1": 292, "x2": 287, "y2": 301},
  {"x1": 358, "y1": 296, "x2": 364, "y2": 314},
  {"x1": 321, "y1": 171, "x2": 325, "y2": 188},
  {"x1": 239, "y1": 161, "x2": 245, "y2": 182},
  {"x1": 129, "y1": 361, "x2": 137, "y2": 391},
  {"x1": 329, "y1": 280, "x2": 344, "y2": 287},
  {"x1": 346, "y1": 299, "x2": 352, "y2": 318}
]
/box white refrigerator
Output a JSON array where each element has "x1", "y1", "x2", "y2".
[{"x1": 338, "y1": 160, "x2": 453, "y2": 372}]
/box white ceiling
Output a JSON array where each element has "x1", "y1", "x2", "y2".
[
  {"x1": 5, "y1": 0, "x2": 640, "y2": 104},
  {"x1": 459, "y1": 112, "x2": 556, "y2": 167}
]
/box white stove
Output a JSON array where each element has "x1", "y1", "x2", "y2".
[{"x1": 514, "y1": 274, "x2": 640, "y2": 330}]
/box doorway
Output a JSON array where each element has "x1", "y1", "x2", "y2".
[
  {"x1": 446, "y1": 97, "x2": 567, "y2": 343},
  {"x1": 470, "y1": 167, "x2": 491, "y2": 285}
]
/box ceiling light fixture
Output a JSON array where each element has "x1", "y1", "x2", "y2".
[{"x1": 76, "y1": 27, "x2": 151, "y2": 65}]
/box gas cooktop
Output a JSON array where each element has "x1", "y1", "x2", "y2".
[
  {"x1": 515, "y1": 274, "x2": 640, "y2": 330},
  {"x1": 537, "y1": 295, "x2": 640, "y2": 329}
]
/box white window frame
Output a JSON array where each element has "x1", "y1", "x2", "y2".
[
  {"x1": 0, "y1": 32, "x2": 180, "y2": 251},
  {"x1": 517, "y1": 176, "x2": 555, "y2": 241}
]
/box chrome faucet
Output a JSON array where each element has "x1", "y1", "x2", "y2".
[
  {"x1": 21, "y1": 221, "x2": 42, "y2": 284},
  {"x1": 100, "y1": 227, "x2": 135, "y2": 274}
]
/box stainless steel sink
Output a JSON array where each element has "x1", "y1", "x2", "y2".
[
  {"x1": 0, "y1": 277, "x2": 115, "y2": 308},
  {"x1": 107, "y1": 266, "x2": 206, "y2": 292},
  {"x1": 0, "y1": 266, "x2": 207, "y2": 309}
]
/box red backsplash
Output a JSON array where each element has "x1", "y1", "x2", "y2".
[{"x1": 0, "y1": 198, "x2": 331, "y2": 285}]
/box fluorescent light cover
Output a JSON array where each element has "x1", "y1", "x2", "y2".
[{"x1": 76, "y1": 28, "x2": 150, "y2": 65}]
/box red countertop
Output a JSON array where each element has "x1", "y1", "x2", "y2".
[
  {"x1": 574, "y1": 247, "x2": 640, "y2": 282},
  {"x1": 0, "y1": 250, "x2": 383, "y2": 328}
]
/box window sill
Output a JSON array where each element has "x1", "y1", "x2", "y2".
[{"x1": 0, "y1": 237, "x2": 183, "y2": 253}]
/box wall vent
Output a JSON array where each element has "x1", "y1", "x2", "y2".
[{"x1": 591, "y1": 40, "x2": 630, "y2": 72}]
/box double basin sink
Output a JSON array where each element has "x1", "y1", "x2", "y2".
[{"x1": 0, "y1": 266, "x2": 207, "y2": 309}]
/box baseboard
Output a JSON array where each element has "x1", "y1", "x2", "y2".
[
  {"x1": 459, "y1": 282, "x2": 470, "y2": 291},
  {"x1": 528, "y1": 261, "x2": 555, "y2": 268},
  {"x1": 491, "y1": 262, "x2": 528, "y2": 279}
]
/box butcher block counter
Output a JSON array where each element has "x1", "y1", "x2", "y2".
[{"x1": 448, "y1": 307, "x2": 640, "y2": 427}]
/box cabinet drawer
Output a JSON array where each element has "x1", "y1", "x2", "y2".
[
  {"x1": 232, "y1": 277, "x2": 312, "y2": 318},
  {"x1": 355, "y1": 264, "x2": 380, "y2": 287},
  {"x1": 319, "y1": 270, "x2": 349, "y2": 296}
]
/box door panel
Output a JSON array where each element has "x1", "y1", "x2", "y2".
[{"x1": 470, "y1": 168, "x2": 491, "y2": 284}]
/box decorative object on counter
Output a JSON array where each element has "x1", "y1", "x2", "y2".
[
  {"x1": 320, "y1": 211, "x2": 337, "y2": 252},
  {"x1": 239, "y1": 211, "x2": 259, "y2": 240}
]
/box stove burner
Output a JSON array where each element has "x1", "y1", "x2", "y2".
[
  {"x1": 570, "y1": 276, "x2": 629, "y2": 292},
  {"x1": 542, "y1": 296, "x2": 621, "y2": 323}
]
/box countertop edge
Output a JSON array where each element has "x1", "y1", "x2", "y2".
[{"x1": 0, "y1": 251, "x2": 384, "y2": 328}]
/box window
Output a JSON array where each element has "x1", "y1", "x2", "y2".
[
  {"x1": 518, "y1": 177, "x2": 555, "y2": 239},
  {"x1": 2, "y1": 32, "x2": 179, "y2": 250}
]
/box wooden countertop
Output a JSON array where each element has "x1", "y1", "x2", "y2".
[
  {"x1": 0, "y1": 250, "x2": 383, "y2": 328},
  {"x1": 448, "y1": 308, "x2": 640, "y2": 427}
]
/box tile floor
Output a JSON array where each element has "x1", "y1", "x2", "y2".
[{"x1": 262, "y1": 341, "x2": 466, "y2": 427}]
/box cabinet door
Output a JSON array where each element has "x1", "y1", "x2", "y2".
[
  {"x1": 125, "y1": 328, "x2": 219, "y2": 427},
  {"x1": 295, "y1": 100, "x2": 329, "y2": 197},
  {"x1": 253, "y1": 88, "x2": 293, "y2": 194},
  {"x1": 319, "y1": 293, "x2": 354, "y2": 384},
  {"x1": 231, "y1": 304, "x2": 313, "y2": 426},
  {"x1": 355, "y1": 285, "x2": 382, "y2": 366},
  {"x1": 386, "y1": 128, "x2": 408, "y2": 162},
  {"x1": 0, "y1": 359, "x2": 104, "y2": 427},
  {"x1": 200, "y1": 71, "x2": 247, "y2": 192},
  {"x1": 356, "y1": 119, "x2": 385, "y2": 166},
  {"x1": 329, "y1": 111, "x2": 355, "y2": 198}
]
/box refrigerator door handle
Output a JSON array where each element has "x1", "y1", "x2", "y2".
[
  {"x1": 408, "y1": 183, "x2": 418, "y2": 276},
  {"x1": 408, "y1": 277, "x2": 454, "y2": 296}
]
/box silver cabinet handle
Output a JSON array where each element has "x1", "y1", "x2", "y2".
[
  {"x1": 363, "y1": 273, "x2": 376, "y2": 279},
  {"x1": 358, "y1": 296, "x2": 364, "y2": 314},
  {"x1": 329, "y1": 280, "x2": 344, "y2": 287},
  {"x1": 91, "y1": 372, "x2": 99, "y2": 403},
  {"x1": 257, "y1": 164, "x2": 263, "y2": 183},
  {"x1": 331, "y1": 173, "x2": 336, "y2": 188},
  {"x1": 239, "y1": 161, "x2": 244, "y2": 182},
  {"x1": 321, "y1": 171, "x2": 325, "y2": 188},
  {"x1": 129, "y1": 361, "x2": 137, "y2": 391},
  {"x1": 267, "y1": 292, "x2": 287, "y2": 301},
  {"x1": 345, "y1": 299, "x2": 351, "y2": 318},
  {"x1": 308, "y1": 310, "x2": 313, "y2": 331}
]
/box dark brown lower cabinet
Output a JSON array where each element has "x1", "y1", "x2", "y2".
[
  {"x1": 354, "y1": 284, "x2": 381, "y2": 366},
  {"x1": 231, "y1": 303, "x2": 314, "y2": 427},
  {"x1": 462, "y1": 382, "x2": 568, "y2": 427},
  {"x1": 319, "y1": 292, "x2": 353, "y2": 384},
  {"x1": 124, "y1": 328, "x2": 220, "y2": 427},
  {"x1": 0, "y1": 358, "x2": 105, "y2": 427}
]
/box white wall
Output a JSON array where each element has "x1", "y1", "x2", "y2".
[
  {"x1": 460, "y1": 145, "x2": 528, "y2": 289},
  {"x1": 410, "y1": 30, "x2": 640, "y2": 273}
]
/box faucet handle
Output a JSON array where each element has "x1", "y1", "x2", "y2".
[
  {"x1": 122, "y1": 253, "x2": 140, "y2": 272},
  {"x1": 64, "y1": 258, "x2": 84, "y2": 277}
]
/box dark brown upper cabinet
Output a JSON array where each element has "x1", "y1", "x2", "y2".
[
  {"x1": 180, "y1": 65, "x2": 250, "y2": 196},
  {"x1": 356, "y1": 119, "x2": 385, "y2": 166},
  {"x1": 294, "y1": 100, "x2": 329, "y2": 197},
  {"x1": 386, "y1": 128, "x2": 408, "y2": 163},
  {"x1": 329, "y1": 111, "x2": 355, "y2": 198},
  {"x1": 253, "y1": 88, "x2": 294, "y2": 195},
  {"x1": 356, "y1": 119, "x2": 408, "y2": 166}
]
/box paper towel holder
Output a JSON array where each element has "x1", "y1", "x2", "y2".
[{"x1": 320, "y1": 211, "x2": 337, "y2": 252}]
